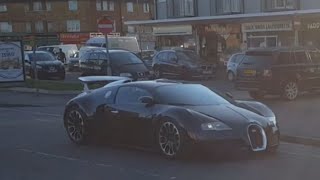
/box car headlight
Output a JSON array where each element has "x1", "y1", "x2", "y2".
[
  {"x1": 120, "y1": 73, "x2": 132, "y2": 77},
  {"x1": 36, "y1": 65, "x2": 42, "y2": 69},
  {"x1": 201, "y1": 122, "x2": 232, "y2": 131},
  {"x1": 267, "y1": 116, "x2": 276, "y2": 125}
]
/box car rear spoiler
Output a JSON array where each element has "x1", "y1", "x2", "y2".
[{"x1": 78, "y1": 76, "x2": 131, "y2": 92}]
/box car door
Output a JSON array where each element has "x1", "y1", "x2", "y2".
[
  {"x1": 166, "y1": 52, "x2": 181, "y2": 76},
  {"x1": 156, "y1": 52, "x2": 170, "y2": 75},
  {"x1": 108, "y1": 86, "x2": 154, "y2": 146},
  {"x1": 24, "y1": 54, "x2": 31, "y2": 74},
  {"x1": 98, "y1": 52, "x2": 109, "y2": 75},
  {"x1": 308, "y1": 50, "x2": 320, "y2": 88},
  {"x1": 294, "y1": 51, "x2": 314, "y2": 90},
  {"x1": 88, "y1": 52, "x2": 100, "y2": 73}
]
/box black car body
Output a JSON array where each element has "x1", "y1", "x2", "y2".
[
  {"x1": 24, "y1": 51, "x2": 66, "y2": 80},
  {"x1": 68, "y1": 51, "x2": 80, "y2": 72},
  {"x1": 79, "y1": 49, "x2": 152, "y2": 80},
  {"x1": 152, "y1": 50, "x2": 216, "y2": 79},
  {"x1": 63, "y1": 77, "x2": 280, "y2": 159},
  {"x1": 235, "y1": 47, "x2": 320, "y2": 100}
]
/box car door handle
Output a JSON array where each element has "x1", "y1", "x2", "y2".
[{"x1": 111, "y1": 110, "x2": 119, "y2": 114}]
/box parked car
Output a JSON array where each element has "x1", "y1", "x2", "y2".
[
  {"x1": 63, "y1": 77, "x2": 279, "y2": 159},
  {"x1": 68, "y1": 51, "x2": 80, "y2": 72},
  {"x1": 24, "y1": 51, "x2": 66, "y2": 80},
  {"x1": 226, "y1": 53, "x2": 245, "y2": 81},
  {"x1": 235, "y1": 47, "x2": 320, "y2": 100},
  {"x1": 138, "y1": 50, "x2": 157, "y2": 70},
  {"x1": 152, "y1": 50, "x2": 216, "y2": 79},
  {"x1": 37, "y1": 44, "x2": 78, "y2": 64},
  {"x1": 79, "y1": 49, "x2": 152, "y2": 80}
]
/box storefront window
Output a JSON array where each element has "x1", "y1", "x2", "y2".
[{"x1": 167, "y1": 0, "x2": 195, "y2": 18}]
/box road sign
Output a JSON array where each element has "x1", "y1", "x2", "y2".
[{"x1": 97, "y1": 17, "x2": 114, "y2": 34}]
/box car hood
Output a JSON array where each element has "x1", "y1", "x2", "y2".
[
  {"x1": 36, "y1": 60, "x2": 63, "y2": 66},
  {"x1": 185, "y1": 104, "x2": 269, "y2": 129},
  {"x1": 116, "y1": 63, "x2": 149, "y2": 73}
]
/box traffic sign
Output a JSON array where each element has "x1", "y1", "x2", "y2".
[{"x1": 97, "y1": 17, "x2": 114, "y2": 34}]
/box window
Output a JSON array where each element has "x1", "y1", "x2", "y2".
[
  {"x1": 46, "y1": 2, "x2": 51, "y2": 11},
  {"x1": 143, "y1": 3, "x2": 149, "y2": 13},
  {"x1": 96, "y1": 0, "x2": 114, "y2": 11},
  {"x1": 68, "y1": 0, "x2": 78, "y2": 11},
  {"x1": 35, "y1": 21, "x2": 44, "y2": 32},
  {"x1": 26, "y1": 22, "x2": 32, "y2": 33},
  {"x1": 66, "y1": 20, "x2": 80, "y2": 32},
  {"x1": 0, "y1": 4, "x2": 7, "y2": 12},
  {"x1": 89, "y1": 53, "x2": 99, "y2": 60},
  {"x1": 116, "y1": 87, "x2": 151, "y2": 104},
  {"x1": 156, "y1": 52, "x2": 168, "y2": 62},
  {"x1": 218, "y1": 0, "x2": 242, "y2": 14},
  {"x1": 272, "y1": 0, "x2": 294, "y2": 9},
  {"x1": 168, "y1": 52, "x2": 178, "y2": 62},
  {"x1": 0, "y1": 22, "x2": 12, "y2": 32},
  {"x1": 33, "y1": 1, "x2": 43, "y2": 11},
  {"x1": 277, "y1": 52, "x2": 293, "y2": 65},
  {"x1": 99, "y1": 53, "x2": 108, "y2": 60},
  {"x1": 47, "y1": 22, "x2": 54, "y2": 32},
  {"x1": 109, "y1": 52, "x2": 143, "y2": 66},
  {"x1": 295, "y1": 52, "x2": 310, "y2": 64},
  {"x1": 167, "y1": 0, "x2": 195, "y2": 17},
  {"x1": 235, "y1": 54, "x2": 245, "y2": 63},
  {"x1": 127, "y1": 2, "x2": 133, "y2": 12}
]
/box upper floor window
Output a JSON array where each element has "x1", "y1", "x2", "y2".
[
  {"x1": 127, "y1": 2, "x2": 134, "y2": 12},
  {"x1": 143, "y1": 3, "x2": 150, "y2": 13},
  {"x1": 46, "y1": 2, "x2": 51, "y2": 11},
  {"x1": 67, "y1": 20, "x2": 80, "y2": 32},
  {"x1": 0, "y1": 22, "x2": 12, "y2": 32},
  {"x1": 96, "y1": 0, "x2": 114, "y2": 11},
  {"x1": 0, "y1": 4, "x2": 7, "y2": 12},
  {"x1": 68, "y1": 0, "x2": 78, "y2": 11},
  {"x1": 47, "y1": 22, "x2": 54, "y2": 32},
  {"x1": 217, "y1": 0, "x2": 242, "y2": 14},
  {"x1": 25, "y1": 22, "x2": 32, "y2": 33},
  {"x1": 33, "y1": 1, "x2": 43, "y2": 11},
  {"x1": 167, "y1": 0, "x2": 195, "y2": 18},
  {"x1": 26, "y1": 1, "x2": 51, "y2": 11},
  {"x1": 35, "y1": 21, "x2": 44, "y2": 33}
]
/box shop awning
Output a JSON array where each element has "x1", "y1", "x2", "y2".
[{"x1": 125, "y1": 9, "x2": 320, "y2": 26}]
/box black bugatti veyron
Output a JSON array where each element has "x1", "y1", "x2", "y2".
[{"x1": 63, "y1": 76, "x2": 280, "y2": 159}]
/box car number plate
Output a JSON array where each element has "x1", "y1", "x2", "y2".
[
  {"x1": 203, "y1": 70, "x2": 213, "y2": 74},
  {"x1": 48, "y1": 67, "x2": 57, "y2": 73},
  {"x1": 243, "y1": 69, "x2": 256, "y2": 76}
]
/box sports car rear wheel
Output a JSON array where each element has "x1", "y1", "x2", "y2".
[
  {"x1": 158, "y1": 121, "x2": 184, "y2": 159},
  {"x1": 65, "y1": 107, "x2": 89, "y2": 145}
]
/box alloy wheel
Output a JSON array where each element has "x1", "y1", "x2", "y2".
[
  {"x1": 66, "y1": 110, "x2": 85, "y2": 143},
  {"x1": 159, "y1": 122, "x2": 181, "y2": 157},
  {"x1": 284, "y1": 82, "x2": 298, "y2": 100},
  {"x1": 154, "y1": 69, "x2": 161, "y2": 78}
]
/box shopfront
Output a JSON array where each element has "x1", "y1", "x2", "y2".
[
  {"x1": 59, "y1": 33, "x2": 90, "y2": 47},
  {"x1": 300, "y1": 18, "x2": 320, "y2": 48},
  {"x1": 153, "y1": 25, "x2": 195, "y2": 50},
  {"x1": 242, "y1": 21, "x2": 294, "y2": 49}
]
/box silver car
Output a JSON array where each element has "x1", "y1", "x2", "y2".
[{"x1": 226, "y1": 53, "x2": 244, "y2": 81}]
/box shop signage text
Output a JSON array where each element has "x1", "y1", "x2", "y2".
[
  {"x1": 242, "y1": 21, "x2": 293, "y2": 32},
  {"x1": 306, "y1": 22, "x2": 320, "y2": 30}
]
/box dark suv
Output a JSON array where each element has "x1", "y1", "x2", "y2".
[
  {"x1": 235, "y1": 47, "x2": 320, "y2": 100},
  {"x1": 152, "y1": 50, "x2": 216, "y2": 79},
  {"x1": 79, "y1": 49, "x2": 152, "y2": 80}
]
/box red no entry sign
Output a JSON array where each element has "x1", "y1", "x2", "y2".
[{"x1": 97, "y1": 17, "x2": 114, "y2": 34}]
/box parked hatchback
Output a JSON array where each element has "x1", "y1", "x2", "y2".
[
  {"x1": 79, "y1": 49, "x2": 152, "y2": 80},
  {"x1": 24, "y1": 51, "x2": 66, "y2": 80},
  {"x1": 226, "y1": 53, "x2": 244, "y2": 81},
  {"x1": 152, "y1": 50, "x2": 216, "y2": 79},
  {"x1": 235, "y1": 47, "x2": 320, "y2": 100}
]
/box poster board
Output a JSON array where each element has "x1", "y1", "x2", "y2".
[{"x1": 0, "y1": 41, "x2": 25, "y2": 83}]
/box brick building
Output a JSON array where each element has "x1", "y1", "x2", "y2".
[{"x1": 0, "y1": 0, "x2": 154, "y2": 48}]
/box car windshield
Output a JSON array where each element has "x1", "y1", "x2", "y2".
[
  {"x1": 176, "y1": 51, "x2": 202, "y2": 62},
  {"x1": 241, "y1": 54, "x2": 274, "y2": 66},
  {"x1": 110, "y1": 52, "x2": 143, "y2": 66},
  {"x1": 28, "y1": 53, "x2": 56, "y2": 61},
  {"x1": 155, "y1": 84, "x2": 230, "y2": 106}
]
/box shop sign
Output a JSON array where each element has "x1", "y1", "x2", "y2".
[
  {"x1": 0, "y1": 41, "x2": 24, "y2": 82},
  {"x1": 153, "y1": 25, "x2": 192, "y2": 36},
  {"x1": 303, "y1": 21, "x2": 320, "y2": 30},
  {"x1": 59, "y1": 33, "x2": 90, "y2": 43},
  {"x1": 242, "y1": 21, "x2": 293, "y2": 32}
]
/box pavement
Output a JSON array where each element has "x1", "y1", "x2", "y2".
[{"x1": 2, "y1": 105, "x2": 320, "y2": 180}]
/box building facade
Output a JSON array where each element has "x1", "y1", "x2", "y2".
[
  {"x1": 0, "y1": 0, "x2": 154, "y2": 49},
  {"x1": 127, "y1": 0, "x2": 320, "y2": 63}
]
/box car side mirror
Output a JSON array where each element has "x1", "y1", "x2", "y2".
[
  {"x1": 225, "y1": 92, "x2": 234, "y2": 99},
  {"x1": 139, "y1": 96, "x2": 154, "y2": 106}
]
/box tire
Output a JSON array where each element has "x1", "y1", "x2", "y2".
[
  {"x1": 157, "y1": 119, "x2": 187, "y2": 159},
  {"x1": 266, "y1": 145, "x2": 279, "y2": 154},
  {"x1": 64, "y1": 106, "x2": 90, "y2": 145},
  {"x1": 227, "y1": 71, "x2": 235, "y2": 81},
  {"x1": 249, "y1": 91, "x2": 265, "y2": 100},
  {"x1": 282, "y1": 80, "x2": 299, "y2": 101}
]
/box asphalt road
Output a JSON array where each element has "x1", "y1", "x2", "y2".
[{"x1": 1, "y1": 105, "x2": 320, "y2": 180}]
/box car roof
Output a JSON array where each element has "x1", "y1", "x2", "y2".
[
  {"x1": 245, "y1": 47, "x2": 319, "y2": 55},
  {"x1": 24, "y1": 50, "x2": 51, "y2": 54},
  {"x1": 85, "y1": 49, "x2": 132, "y2": 54},
  {"x1": 114, "y1": 80, "x2": 190, "y2": 91}
]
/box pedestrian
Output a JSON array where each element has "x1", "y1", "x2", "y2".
[{"x1": 57, "y1": 48, "x2": 66, "y2": 63}]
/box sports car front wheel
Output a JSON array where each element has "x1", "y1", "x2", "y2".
[
  {"x1": 64, "y1": 107, "x2": 89, "y2": 145},
  {"x1": 158, "y1": 120, "x2": 186, "y2": 159}
]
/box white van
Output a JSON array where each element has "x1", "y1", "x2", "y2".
[
  {"x1": 37, "y1": 44, "x2": 78, "y2": 64},
  {"x1": 80, "y1": 36, "x2": 140, "y2": 55}
]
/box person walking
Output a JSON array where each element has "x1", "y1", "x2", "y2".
[{"x1": 57, "y1": 48, "x2": 66, "y2": 64}]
